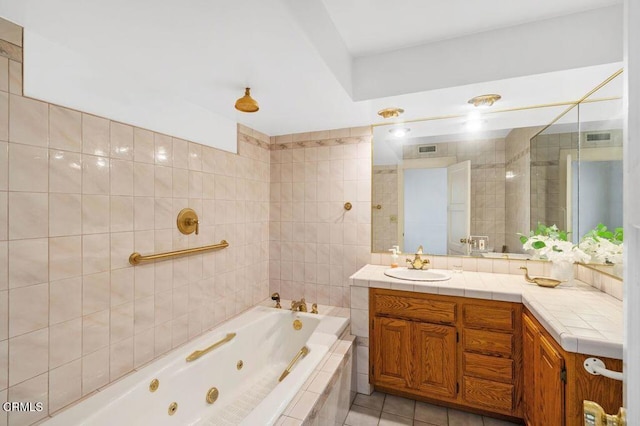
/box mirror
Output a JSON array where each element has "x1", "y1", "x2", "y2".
[
  {"x1": 371, "y1": 69, "x2": 623, "y2": 277},
  {"x1": 531, "y1": 72, "x2": 623, "y2": 277}
]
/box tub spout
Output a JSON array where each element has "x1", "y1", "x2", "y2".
[{"x1": 291, "y1": 298, "x2": 308, "y2": 312}]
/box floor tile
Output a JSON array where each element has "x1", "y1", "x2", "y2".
[
  {"x1": 382, "y1": 394, "x2": 415, "y2": 418},
  {"x1": 447, "y1": 408, "x2": 483, "y2": 426},
  {"x1": 378, "y1": 411, "x2": 412, "y2": 426},
  {"x1": 414, "y1": 401, "x2": 448, "y2": 426},
  {"x1": 353, "y1": 391, "x2": 386, "y2": 411},
  {"x1": 344, "y1": 404, "x2": 380, "y2": 426}
]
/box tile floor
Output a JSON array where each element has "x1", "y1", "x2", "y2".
[{"x1": 344, "y1": 392, "x2": 520, "y2": 426}]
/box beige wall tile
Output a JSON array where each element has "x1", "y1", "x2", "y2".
[
  {"x1": 8, "y1": 60, "x2": 21, "y2": 95},
  {"x1": 49, "y1": 150, "x2": 81, "y2": 193},
  {"x1": 0, "y1": 92, "x2": 7, "y2": 143},
  {"x1": 49, "y1": 105, "x2": 81, "y2": 152},
  {"x1": 0, "y1": 192, "x2": 6, "y2": 241},
  {"x1": 82, "y1": 194, "x2": 110, "y2": 234},
  {"x1": 49, "y1": 193, "x2": 81, "y2": 236},
  {"x1": 134, "y1": 296, "x2": 154, "y2": 334},
  {"x1": 82, "y1": 310, "x2": 109, "y2": 355},
  {"x1": 133, "y1": 128, "x2": 154, "y2": 164},
  {"x1": 0, "y1": 143, "x2": 7, "y2": 191},
  {"x1": 110, "y1": 302, "x2": 133, "y2": 343},
  {"x1": 109, "y1": 337, "x2": 133, "y2": 381},
  {"x1": 9, "y1": 143, "x2": 48, "y2": 192},
  {"x1": 82, "y1": 155, "x2": 110, "y2": 194},
  {"x1": 172, "y1": 138, "x2": 188, "y2": 169},
  {"x1": 8, "y1": 238, "x2": 48, "y2": 289},
  {"x1": 81, "y1": 347, "x2": 108, "y2": 394},
  {"x1": 49, "y1": 277, "x2": 82, "y2": 325},
  {"x1": 188, "y1": 142, "x2": 202, "y2": 171},
  {"x1": 82, "y1": 114, "x2": 109, "y2": 156},
  {"x1": 0, "y1": 18, "x2": 22, "y2": 46},
  {"x1": 110, "y1": 159, "x2": 133, "y2": 196},
  {"x1": 48, "y1": 359, "x2": 81, "y2": 413},
  {"x1": 0, "y1": 243, "x2": 6, "y2": 290},
  {"x1": 110, "y1": 122, "x2": 133, "y2": 160},
  {"x1": 8, "y1": 192, "x2": 47, "y2": 239},
  {"x1": 7, "y1": 373, "x2": 48, "y2": 425},
  {"x1": 9, "y1": 283, "x2": 48, "y2": 338},
  {"x1": 110, "y1": 231, "x2": 133, "y2": 270},
  {"x1": 49, "y1": 318, "x2": 81, "y2": 369},
  {"x1": 134, "y1": 197, "x2": 154, "y2": 231},
  {"x1": 49, "y1": 236, "x2": 82, "y2": 281},
  {"x1": 154, "y1": 165, "x2": 172, "y2": 198},
  {"x1": 110, "y1": 268, "x2": 134, "y2": 307},
  {"x1": 154, "y1": 133, "x2": 172, "y2": 165},
  {"x1": 82, "y1": 234, "x2": 110, "y2": 275},
  {"x1": 134, "y1": 328, "x2": 154, "y2": 368},
  {"x1": 82, "y1": 272, "x2": 110, "y2": 315},
  {"x1": 8, "y1": 328, "x2": 48, "y2": 386},
  {"x1": 0, "y1": 291, "x2": 6, "y2": 341},
  {"x1": 0, "y1": 339, "x2": 7, "y2": 391},
  {"x1": 110, "y1": 196, "x2": 134, "y2": 233},
  {"x1": 134, "y1": 162, "x2": 154, "y2": 197},
  {"x1": 9, "y1": 95, "x2": 48, "y2": 146},
  {"x1": 154, "y1": 321, "x2": 171, "y2": 356}
]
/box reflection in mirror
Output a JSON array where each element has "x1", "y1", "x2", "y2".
[{"x1": 372, "y1": 105, "x2": 568, "y2": 256}]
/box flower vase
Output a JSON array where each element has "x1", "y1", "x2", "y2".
[{"x1": 550, "y1": 260, "x2": 575, "y2": 286}]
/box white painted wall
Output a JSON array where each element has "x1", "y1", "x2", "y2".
[
  {"x1": 353, "y1": 5, "x2": 623, "y2": 100},
  {"x1": 623, "y1": 0, "x2": 639, "y2": 421}
]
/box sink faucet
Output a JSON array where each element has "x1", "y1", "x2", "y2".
[
  {"x1": 291, "y1": 298, "x2": 308, "y2": 312},
  {"x1": 406, "y1": 245, "x2": 430, "y2": 270}
]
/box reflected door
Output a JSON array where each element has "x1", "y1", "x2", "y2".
[{"x1": 447, "y1": 161, "x2": 471, "y2": 255}]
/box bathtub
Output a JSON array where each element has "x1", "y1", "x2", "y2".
[{"x1": 44, "y1": 305, "x2": 349, "y2": 426}]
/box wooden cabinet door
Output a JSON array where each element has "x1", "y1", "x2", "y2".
[
  {"x1": 372, "y1": 317, "x2": 412, "y2": 389},
  {"x1": 522, "y1": 314, "x2": 538, "y2": 425},
  {"x1": 537, "y1": 334, "x2": 565, "y2": 426},
  {"x1": 412, "y1": 322, "x2": 457, "y2": 398}
]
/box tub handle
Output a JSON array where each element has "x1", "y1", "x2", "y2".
[
  {"x1": 278, "y1": 346, "x2": 310, "y2": 382},
  {"x1": 186, "y1": 333, "x2": 236, "y2": 362}
]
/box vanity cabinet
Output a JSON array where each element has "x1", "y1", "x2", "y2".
[
  {"x1": 522, "y1": 310, "x2": 623, "y2": 426},
  {"x1": 370, "y1": 288, "x2": 522, "y2": 419}
]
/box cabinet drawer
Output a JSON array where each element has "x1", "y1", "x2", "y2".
[
  {"x1": 463, "y1": 329, "x2": 513, "y2": 357},
  {"x1": 374, "y1": 294, "x2": 456, "y2": 324},
  {"x1": 463, "y1": 304, "x2": 515, "y2": 331},
  {"x1": 463, "y1": 352, "x2": 514, "y2": 383},
  {"x1": 463, "y1": 376, "x2": 514, "y2": 413}
]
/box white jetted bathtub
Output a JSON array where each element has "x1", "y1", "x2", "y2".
[{"x1": 44, "y1": 306, "x2": 349, "y2": 426}]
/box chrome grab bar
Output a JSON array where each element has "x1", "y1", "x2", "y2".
[
  {"x1": 278, "y1": 346, "x2": 310, "y2": 382},
  {"x1": 185, "y1": 333, "x2": 236, "y2": 362}
]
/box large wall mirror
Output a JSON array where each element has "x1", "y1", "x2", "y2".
[{"x1": 371, "y1": 69, "x2": 623, "y2": 278}]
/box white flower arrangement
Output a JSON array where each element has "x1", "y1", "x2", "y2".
[
  {"x1": 520, "y1": 224, "x2": 590, "y2": 264},
  {"x1": 578, "y1": 224, "x2": 624, "y2": 265}
]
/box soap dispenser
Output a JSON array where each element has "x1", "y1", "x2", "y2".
[{"x1": 389, "y1": 245, "x2": 401, "y2": 268}]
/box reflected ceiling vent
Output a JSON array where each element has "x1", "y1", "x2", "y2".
[
  {"x1": 417, "y1": 145, "x2": 437, "y2": 154},
  {"x1": 585, "y1": 132, "x2": 611, "y2": 142}
]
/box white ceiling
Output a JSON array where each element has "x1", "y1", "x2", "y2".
[
  {"x1": 0, "y1": 0, "x2": 624, "y2": 148},
  {"x1": 321, "y1": 0, "x2": 622, "y2": 56}
]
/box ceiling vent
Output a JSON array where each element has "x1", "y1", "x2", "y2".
[
  {"x1": 418, "y1": 145, "x2": 437, "y2": 154},
  {"x1": 585, "y1": 132, "x2": 611, "y2": 142}
]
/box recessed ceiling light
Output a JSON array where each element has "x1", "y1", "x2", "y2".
[
  {"x1": 378, "y1": 107, "x2": 405, "y2": 119},
  {"x1": 389, "y1": 127, "x2": 410, "y2": 138},
  {"x1": 468, "y1": 94, "x2": 501, "y2": 108}
]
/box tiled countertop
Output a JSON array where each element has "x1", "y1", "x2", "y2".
[{"x1": 351, "y1": 264, "x2": 623, "y2": 359}]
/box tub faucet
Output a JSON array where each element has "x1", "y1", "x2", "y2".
[
  {"x1": 406, "y1": 245, "x2": 430, "y2": 270},
  {"x1": 291, "y1": 298, "x2": 308, "y2": 312}
]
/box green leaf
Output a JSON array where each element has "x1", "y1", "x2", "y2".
[{"x1": 532, "y1": 241, "x2": 546, "y2": 249}]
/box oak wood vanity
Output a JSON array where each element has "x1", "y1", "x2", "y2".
[{"x1": 368, "y1": 287, "x2": 622, "y2": 425}]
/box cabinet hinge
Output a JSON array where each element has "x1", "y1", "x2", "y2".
[
  {"x1": 560, "y1": 368, "x2": 567, "y2": 383},
  {"x1": 456, "y1": 332, "x2": 459, "y2": 343},
  {"x1": 456, "y1": 382, "x2": 460, "y2": 394},
  {"x1": 371, "y1": 319, "x2": 374, "y2": 330},
  {"x1": 371, "y1": 365, "x2": 374, "y2": 375}
]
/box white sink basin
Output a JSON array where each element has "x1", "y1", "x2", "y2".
[{"x1": 384, "y1": 267, "x2": 452, "y2": 282}]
